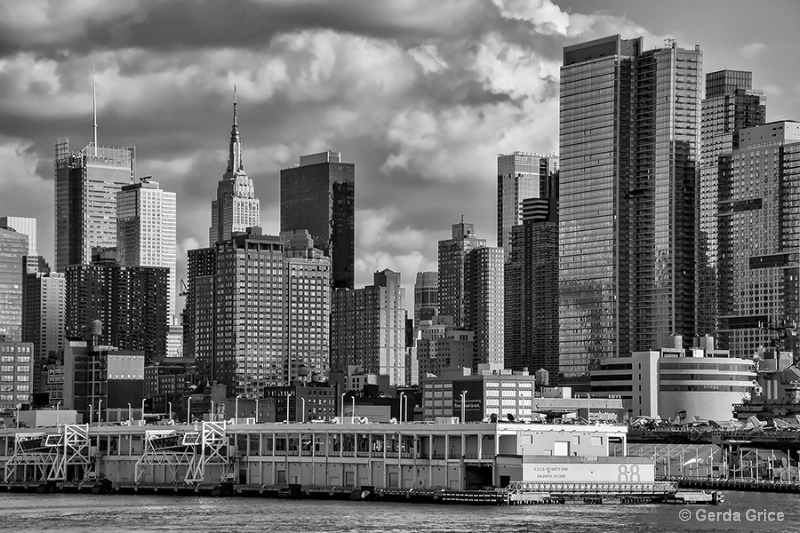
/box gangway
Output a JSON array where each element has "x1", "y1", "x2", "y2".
[
  {"x1": 50, "y1": 424, "x2": 91, "y2": 481},
  {"x1": 3, "y1": 433, "x2": 60, "y2": 483}
]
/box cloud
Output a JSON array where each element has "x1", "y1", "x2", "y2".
[
  {"x1": 0, "y1": 0, "x2": 741, "y2": 313},
  {"x1": 739, "y1": 42, "x2": 766, "y2": 59}
]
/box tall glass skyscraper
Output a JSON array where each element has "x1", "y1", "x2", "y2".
[
  {"x1": 280, "y1": 151, "x2": 355, "y2": 290},
  {"x1": 558, "y1": 35, "x2": 701, "y2": 387},
  {"x1": 209, "y1": 92, "x2": 260, "y2": 245},
  {"x1": 0, "y1": 227, "x2": 28, "y2": 341},
  {"x1": 54, "y1": 140, "x2": 135, "y2": 270},
  {"x1": 696, "y1": 71, "x2": 766, "y2": 340}
]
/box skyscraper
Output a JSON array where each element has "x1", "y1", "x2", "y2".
[
  {"x1": 465, "y1": 246, "x2": 504, "y2": 368},
  {"x1": 697, "y1": 70, "x2": 766, "y2": 339},
  {"x1": 414, "y1": 271, "x2": 439, "y2": 325},
  {"x1": 281, "y1": 151, "x2": 355, "y2": 289},
  {"x1": 0, "y1": 227, "x2": 28, "y2": 341},
  {"x1": 117, "y1": 177, "x2": 177, "y2": 317},
  {"x1": 54, "y1": 140, "x2": 135, "y2": 271},
  {"x1": 331, "y1": 269, "x2": 407, "y2": 385},
  {"x1": 0, "y1": 217, "x2": 37, "y2": 256},
  {"x1": 188, "y1": 228, "x2": 284, "y2": 394},
  {"x1": 718, "y1": 121, "x2": 800, "y2": 357},
  {"x1": 22, "y1": 256, "x2": 65, "y2": 393},
  {"x1": 559, "y1": 35, "x2": 701, "y2": 386},
  {"x1": 209, "y1": 91, "x2": 260, "y2": 245},
  {"x1": 438, "y1": 221, "x2": 486, "y2": 328},
  {"x1": 496, "y1": 152, "x2": 558, "y2": 254},
  {"x1": 505, "y1": 198, "x2": 559, "y2": 376},
  {"x1": 282, "y1": 229, "x2": 331, "y2": 383}
]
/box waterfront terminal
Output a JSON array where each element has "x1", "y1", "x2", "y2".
[{"x1": 0, "y1": 419, "x2": 720, "y2": 505}]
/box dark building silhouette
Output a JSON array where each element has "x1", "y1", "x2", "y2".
[
  {"x1": 280, "y1": 151, "x2": 355, "y2": 289},
  {"x1": 65, "y1": 250, "x2": 168, "y2": 361}
]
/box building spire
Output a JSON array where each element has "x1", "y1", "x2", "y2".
[
  {"x1": 227, "y1": 86, "x2": 243, "y2": 174},
  {"x1": 92, "y1": 65, "x2": 98, "y2": 156}
]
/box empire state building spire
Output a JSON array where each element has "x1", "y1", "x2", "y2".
[
  {"x1": 210, "y1": 86, "x2": 260, "y2": 245},
  {"x1": 226, "y1": 85, "x2": 244, "y2": 176}
]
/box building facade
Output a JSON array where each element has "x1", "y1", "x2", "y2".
[
  {"x1": 696, "y1": 70, "x2": 766, "y2": 340},
  {"x1": 0, "y1": 341, "x2": 34, "y2": 409},
  {"x1": 415, "y1": 315, "x2": 474, "y2": 377},
  {"x1": 505, "y1": 198, "x2": 559, "y2": 377},
  {"x1": 117, "y1": 177, "x2": 177, "y2": 317},
  {"x1": 717, "y1": 121, "x2": 800, "y2": 357},
  {"x1": 558, "y1": 35, "x2": 701, "y2": 386},
  {"x1": 65, "y1": 257, "x2": 169, "y2": 361},
  {"x1": 54, "y1": 139, "x2": 135, "y2": 271},
  {"x1": 0, "y1": 228, "x2": 27, "y2": 342},
  {"x1": 331, "y1": 270, "x2": 407, "y2": 385},
  {"x1": 22, "y1": 257, "x2": 65, "y2": 392},
  {"x1": 438, "y1": 222, "x2": 486, "y2": 329},
  {"x1": 413, "y1": 271, "x2": 439, "y2": 325},
  {"x1": 465, "y1": 246, "x2": 504, "y2": 368},
  {"x1": 590, "y1": 335, "x2": 756, "y2": 421},
  {"x1": 209, "y1": 93, "x2": 260, "y2": 246},
  {"x1": 496, "y1": 152, "x2": 558, "y2": 255},
  {"x1": 0, "y1": 217, "x2": 36, "y2": 256},
  {"x1": 280, "y1": 151, "x2": 355, "y2": 290},
  {"x1": 282, "y1": 230, "x2": 331, "y2": 383}
]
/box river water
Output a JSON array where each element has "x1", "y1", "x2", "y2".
[{"x1": 1, "y1": 490, "x2": 798, "y2": 532}]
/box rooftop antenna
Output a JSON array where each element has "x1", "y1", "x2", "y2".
[
  {"x1": 92, "y1": 65, "x2": 98, "y2": 156},
  {"x1": 233, "y1": 84, "x2": 237, "y2": 126},
  {"x1": 461, "y1": 214, "x2": 464, "y2": 224}
]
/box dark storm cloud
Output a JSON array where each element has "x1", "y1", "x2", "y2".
[{"x1": 0, "y1": 0, "x2": 500, "y2": 58}]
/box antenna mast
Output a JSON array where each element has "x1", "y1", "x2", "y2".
[{"x1": 92, "y1": 65, "x2": 98, "y2": 156}]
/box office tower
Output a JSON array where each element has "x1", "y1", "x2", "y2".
[
  {"x1": 187, "y1": 228, "x2": 286, "y2": 394},
  {"x1": 281, "y1": 151, "x2": 355, "y2": 289},
  {"x1": 414, "y1": 271, "x2": 439, "y2": 324},
  {"x1": 209, "y1": 91, "x2": 260, "y2": 245},
  {"x1": 282, "y1": 229, "x2": 331, "y2": 383},
  {"x1": 415, "y1": 315, "x2": 474, "y2": 377},
  {"x1": 331, "y1": 269, "x2": 407, "y2": 385},
  {"x1": 505, "y1": 198, "x2": 559, "y2": 377},
  {"x1": 496, "y1": 152, "x2": 558, "y2": 254},
  {"x1": 465, "y1": 246, "x2": 504, "y2": 367},
  {"x1": 54, "y1": 139, "x2": 135, "y2": 271},
  {"x1": 117, "y1": 177, "x2": 178, "y2": 317},
  {"x1": 438, "y1": 221, "x2": 486, "y2": 328},
  {"x1": 0, "y1": 217, "x2": 36, "y2": 255},
  {"x1": 559, "y1": 35, "x2": 701, "y2": 386},
  {"x1": 0, "y1": 341, "x2": 34, "y2": 409},
  {"x1": 697, "y1": 71, "x2": 766, "y2": 339},
  {"x1": 0, "y1": 227, "x2": 28, "y2": 341},
  {"x1": 718, "y1": 122, "x2": 800, "y2": 357},
  {"x1": 65, "y1": 251, "x2": 169, "y2": 361},
  {"x1": 22, "y1": 257, "x2": 66, "y2": 393}
]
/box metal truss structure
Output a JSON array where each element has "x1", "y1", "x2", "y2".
[
  {"x1": 4, "y1": 425, "x2": 90, "y2": 483},
  {"x1": 135, "y1": 421, "x2": 232, "y2": 485}
]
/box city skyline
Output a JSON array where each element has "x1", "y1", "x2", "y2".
[{"x1": 0, "y1": 1, "x2": 798, "y2": 299}]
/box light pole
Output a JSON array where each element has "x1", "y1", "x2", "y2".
[
  {"x1": 351, "y1": 395, "x2": 355, "y2": 424},
  {"x1": 98, "y1": 399, "x2": 102, "y2": 423},
  {"x1": 286, "y1": 391, "x2": 293, "y2": 422},
  {"x1": 301, "y1": 397, "x2": 306, "y2": 423},
  {"x1": 56, "y1": 401, "x2": 61, "y2": 426},
  {"x1": 399, "y1": 391, "x2": 405, "y2": 423},
  {"x1": 255, "y1": 398, "x2": 259, "y2": 423},
  {"x1": 89, "y1": 403, "x2": 93, "y2": 426},
  {"x1": 403, "y1": 394, "x2": 409, "y2": 423},
  {"x1": 127, "y1": 402, "x2": 132, "y2": 422},
  {"x1": 587, "y1": 394, "x2": 591, "y2": 424},
  {"x1": 168, "y1": 401, "x2": 172, "y2": 421},
  {"x1": 141, "y1": 398, "x2": 146, "y2": 421},
  {"x1": 210, "y1": 400, "x2": 215, "y2": 421},
  {"x1": 461, "y1": 390, "x2": 467, "y2": 423},
  {"x1": 15, "y1": 403, "x2": 20, "y2": 429},
  {"x1": 187, "y1": 397, "x2": 192, "y2": 424},
  {"x1": 235, "y1": 395, "x2": 241, "y2": 423},
  {"x1": 340, "y1": 393, "x2": 346, "y2": 422}
]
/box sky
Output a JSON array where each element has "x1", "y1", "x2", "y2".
[{"x1": 0, "y1": 0, "x2": 798, "y2": 305}]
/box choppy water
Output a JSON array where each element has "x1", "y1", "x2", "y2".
[{"x1": 1, "y1": 490, "x2": 799, "y2": 532}]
